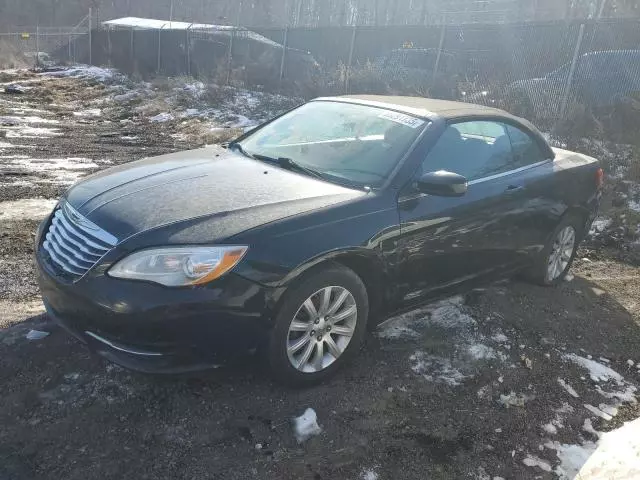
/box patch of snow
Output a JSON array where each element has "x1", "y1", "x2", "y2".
[
  {"x1": 467, "y1": 343, "x2": 504, "y2": 361},
  {"x1": 596, "y1": 384, "x2": 638, "y2": 403},
  {"x1": 361, "y1": 469, "x2": 378, "y2": 480},
  {"x1": 584, "y1": 404, "x2": 613, "y2": 421},
  {"x1": 477, "y1": 385, "x2": 490, "y2": 399},
  {"x1": 180, "y1": 82, "x2": 206, "y2": 97},
  {"x1": 410, "y1": 352, "x2": 467, "y2": 386},
  {"x1": 0, "y1": 199, "x2": 58, "y2": 221},
  {"x1": 589, "y1": 217, "x2": 611, "y2": 236},
  {"x1": 563, "y1": 354, "x2": 624, "y2": 384},
  {"x1": 181, "y1": 108, "x2": 202, "y2": 118},
  {"x1": 548, "y1": 441, "x2": 598, "y2": 479},
  {"x1": 1, "y1": 115, "x2": 58, "y2": 125},
  {"x1": 149, "y1": 112, "x2": 174, "y2": 123},
  {"x1": 542, "y1": 423, "x2": 558, "y2": 434},
  {"x1": 490, "y1": 332, "x2": 509, "y2": 343},
  {"x1": 26, "y1": 330, "x2": 50, "y2": 341},
  {"x1": 582, "y1": 418, "x2": 599, "y2": 437},
  {"x1": 558, "y1": 378, "x2": 580, "y2": 398},
  {"x1": 564, "y1": 273, "x2": 574, "y2": 282},
  {"x1": 73, "y1": 108, "x2": 102, "y2": 118},
  {"x1": 523, "y1": 454, "x2": 552, "y2": 472},
  {"x1": 499, "y1": 391, "x2": 532, "y2": 408},
  {"x1": 377, "y1": 295, "x2": 472, "y2": 339},
  {"x1": 5, "y1": 126, "x2": 62, "y2": 138},
  {"x1": 292, "y1": 408, "x2": 321, "y2": 443},
  {"x1": 40, "y1": 65, "x2": 121, "y2": 83},
  {"x1": 571, "y1": 417, "x2": 640, "y2": 479}
]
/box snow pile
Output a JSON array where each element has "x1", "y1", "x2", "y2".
[
  {"x1": 545, "y1": 418, "x2": 640, "y2": 479},
  {"x1": 292, "y1": 408, "x2": 322, "y2": 443},
  {"x1": 377, "y1": 296, "x2": 473, "y2": 339},
  {"x1": 563, "y1": 354, "x2": 625, "y2": 384},
  {"x1": 410, "y1": 352, "x2": 467, "y2": 386},
  {"x1": 40, "y1": 66, "x2": 123, "y2": 83},
  {"x1": 569, "y1": 417, "x2": 640, "y2": 479},
  {"x1": 0, "y1": 199, "x2": 58, "y2": 221}
]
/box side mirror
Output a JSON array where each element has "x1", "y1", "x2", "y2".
[{"x1": 416, "y1": 170, "x2": 468, "y2": 197}]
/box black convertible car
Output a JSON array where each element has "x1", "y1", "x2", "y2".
[{"x1": 36, "y1": 96, "x2": 603, "y2": 385}]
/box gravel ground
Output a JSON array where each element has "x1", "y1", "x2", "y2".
[{"x1": 1, "y1": 69, "x2": 640, "y2": 480}]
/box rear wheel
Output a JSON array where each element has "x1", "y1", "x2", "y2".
[
  {"x1": 267, "y1": 265, "x2": 369, "y2": 386},
  {"x1": 529, "y1": 216, "x2": 581, "y2": 286}
]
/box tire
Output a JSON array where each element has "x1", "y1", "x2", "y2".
[
  {"x1": 528, "y1": 215, "x2": 582, "y2": 286},
  {"x1": 267, "y1": 264, "x2": 369, "y2": 387}
]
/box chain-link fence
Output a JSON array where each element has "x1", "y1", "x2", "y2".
[
  {"x1": 3, "y1": 14, "x2": 639, "y2": 135},
  {"x1": 0, "y1": 15, "x2": 91, "y2": 68}
]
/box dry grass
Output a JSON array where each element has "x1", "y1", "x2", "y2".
[
  {"x1": 174, "y1": 119, "x2": 241, "y2": 145},
  {"x1": 0, "y1": 40, "x2": 29, "y2": 69}
]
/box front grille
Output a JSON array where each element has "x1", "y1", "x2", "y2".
[{"x1": 42, "y1": 202, "x2": 118, "y2": 279}]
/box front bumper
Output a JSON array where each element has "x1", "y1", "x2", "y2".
[{"x1": 37, "y1": 251, "x2": 275, "y2": 374}]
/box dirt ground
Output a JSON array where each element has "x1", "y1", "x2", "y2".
[{"x1": 1, "y1": 69, "x2": 640, "y2": 480}]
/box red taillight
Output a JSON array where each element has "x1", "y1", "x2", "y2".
[{"x1": 596, "y1": 168, "x2": 604, "y2": 189}]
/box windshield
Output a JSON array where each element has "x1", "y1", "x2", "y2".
[{"x1": 237, "y1": 101, "x2": 427, "y2": 188}]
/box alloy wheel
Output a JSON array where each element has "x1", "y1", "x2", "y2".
[
  {"x1": 547, "y1": 225, "x2": 576, "y2": 282},
  {"x1": 286, "y1": 286, "x2": 358, "y2": 373}
]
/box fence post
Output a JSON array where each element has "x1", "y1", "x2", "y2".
[
  {"x1": 279, "y1": 26, "x2": 289, "y2": 83},
  {"x1": 345, "y1": 24, "x2": 357, "y2": 94},
  {"x1": 432, "y1": 21, "x2": 446, "y2": 84},
  {"x1": 130, "y1": 27, "x2": 134, "y2": 73},
  {"x1": 157, "y1": 25, "x2": 163, "y2": 74},
  {"x1": 227, "y1": 1, "x2": 242, "y2": 85},
  {"x1": 186, "y1": 25, "x2": 192, "y2": 77},
  {"x1": 35, "y1": 25, "x2": 40, "y2": 68},
  {"x1": 559, "y1": 22, "x2": 585, "y2": 121},
  {"x1": 107, "y1": 28, "x2": 112, "y2": 67},
  {"x1": 88, "y1": 8, "x2": 92, "y2": 65}
]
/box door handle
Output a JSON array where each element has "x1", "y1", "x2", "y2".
[{"x1": 506, "y1": 185, "x2": 524, "y2": 193}]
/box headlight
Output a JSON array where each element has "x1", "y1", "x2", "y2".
[{"x1": 108, "y1": 246, "x2": 248, "y2": 287}]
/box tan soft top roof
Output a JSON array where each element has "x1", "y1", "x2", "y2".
[{"x1": 316, "y1": 95, "x2": 516, "y2": 120}]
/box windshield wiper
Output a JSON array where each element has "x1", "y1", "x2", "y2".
[
  {"x1": 253, "y1": 154, "x2": 326, "y2": 181},
  {"x1": 227, "y1": 142, "x2": 254, "y2": 159}
]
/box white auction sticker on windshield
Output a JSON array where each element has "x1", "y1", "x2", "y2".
[{"x1": 378, "y1": 111, "x2": 425, "y2": 128}]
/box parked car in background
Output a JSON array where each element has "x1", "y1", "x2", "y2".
[
  {"x1": 36, "y1": 97, "x2": 603, "y2": 386},
  {"x1": 496, "y1": 50, "x2": 640, "y2": 119},
  {"x1": 372, "y1": 48, "x2": 462, "y2": 98}
]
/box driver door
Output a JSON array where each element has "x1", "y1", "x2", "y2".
[{"x1": 395, "y1": 120, "x2": 524, "y2": 303}]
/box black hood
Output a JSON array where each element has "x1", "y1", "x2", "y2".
[{"x1": 65, "y1": 146, "x2": 363, "y2": 243}]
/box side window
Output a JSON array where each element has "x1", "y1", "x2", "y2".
[
  {"x1": 422, "y1": 121, "x2": 513, "y2": 180},
  {"x1": 505, "y1": 125, "x2": 547, "y2": 168}
]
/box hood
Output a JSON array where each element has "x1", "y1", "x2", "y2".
[{"x1": 65, "y1": 146, "x2": 363, "y2": 242}]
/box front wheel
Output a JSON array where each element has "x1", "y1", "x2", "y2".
[
  {"x1": 528, "y1": 216, "x2": 581, "y2": 286},
  {"x1": 267, "y1": 264, "x2": 369, "y2": 387}
]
